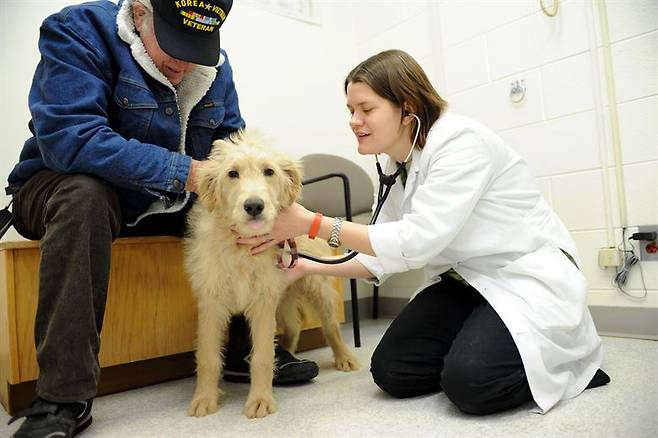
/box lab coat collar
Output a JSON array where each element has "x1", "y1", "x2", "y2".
[
  {"x1": 402, "y1": 147, "x2": 422, "y2": 205},
  {"x1": 379, "y1": 146, "x2": 422, "y2": 206}
]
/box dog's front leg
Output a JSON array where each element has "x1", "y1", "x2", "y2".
[
  {"x1": 188, "y1": 296, "x2": 231, "y2": 417},
  {"x1": 243, "y1": 301, "x2": 278, "y2": 418}
]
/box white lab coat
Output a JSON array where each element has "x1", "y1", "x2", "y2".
[{"x1": 356, "y1": 113, "x2": 602, "y2": 413}]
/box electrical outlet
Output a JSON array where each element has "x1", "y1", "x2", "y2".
[
  {"x1": 637, "y1": 225, "x2": 658, "y2": 261},
  {"x1": 598, "y1": 247, "x2": 622, "y2": 268}
]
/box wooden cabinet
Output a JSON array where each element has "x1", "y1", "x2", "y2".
[{"x1": 0, "y1": 236, "x2": 343, "y2": 415}]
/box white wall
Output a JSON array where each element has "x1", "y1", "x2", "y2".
[
  {"x1": 1, "y1": 1, "x2": 656, "y2": 312},
  {"x1": 0, "y1": 1, "x2": 78, "y2": 241},
  {"x1": 223, "y1": 2, "x2": 359, "y2": 163},
  {"x1": 437, "y1": 0, "x2": 658, "y2": 309}
]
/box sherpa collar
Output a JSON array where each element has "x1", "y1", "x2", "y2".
[{"x1": 116, "y1": 0, "x2": 223, "y2": 152}]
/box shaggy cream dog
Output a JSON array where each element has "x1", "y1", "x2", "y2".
[{"x1": 184, "y1": 130, "x2": 360, "y2": 419}]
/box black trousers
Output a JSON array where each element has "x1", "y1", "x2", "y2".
[
  {"x1": 371, "y1": 275, "x2": 610, "y2": 415},
  {"x1": 12, "y1": 170, "x2": 248, "y2": 402},
  {"x1": 370, "y1": 275, "x2": 533, "y2": 415}
]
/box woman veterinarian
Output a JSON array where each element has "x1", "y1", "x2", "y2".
[{"x1": 241, "y1": 49, "x2": 610, "y2": 415}]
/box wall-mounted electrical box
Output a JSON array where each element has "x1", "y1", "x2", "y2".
[{"x1": 598, "y1": 247, "x2": 623, "y2": 268}]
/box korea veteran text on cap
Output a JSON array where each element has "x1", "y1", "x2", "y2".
[{"x1": 151, "y1": 0, "x2": 233, "y2": 66}]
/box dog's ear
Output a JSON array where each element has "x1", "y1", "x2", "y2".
[
  {"x1": 195, "y1": 161, "x2": 220, "y2": 210},
  {"x1": 280, "y1": 158, "x2": 303, "y2": 206}
]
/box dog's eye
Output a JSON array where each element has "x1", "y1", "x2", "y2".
[
  {"x1": 264, "y1": 168, "x2": 274, "y2": 176},
  {"x1": 228, "y1": 170, "x2": 239, "y2": 178}
]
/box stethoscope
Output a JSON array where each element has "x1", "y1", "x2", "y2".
[{"x1": 294, "y1": 114, "x2": 421, "y2": 265}]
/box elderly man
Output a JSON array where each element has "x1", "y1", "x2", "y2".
[{"x1": 6, "y1": 1, "x2": 316, "y2": 436}]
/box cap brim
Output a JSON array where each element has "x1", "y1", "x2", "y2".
[{"x1": 152, "y1": 11, "x2": 220, "y2": 67}]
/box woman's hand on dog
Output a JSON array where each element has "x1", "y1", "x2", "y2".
[
  {"x1": 235, "y1": 203, "x2": 314, "y2": 255},
  {"x1": 232, "y1": 231, "x2": 276, "y2": 253},
  {"x1": 281, "y1": 259, "x2": 308, "y2": 285}
]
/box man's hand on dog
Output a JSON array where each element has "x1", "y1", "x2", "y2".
[{"x1": 185, "y1": 159, "x2": 209, "y2": 193}]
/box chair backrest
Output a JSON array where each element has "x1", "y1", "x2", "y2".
[{"x1": 299, "y1": 154, "x2": 374, "y2": 218}]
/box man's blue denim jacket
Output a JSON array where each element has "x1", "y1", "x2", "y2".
[{"x1": 6, "y1": 1, "x2": 244, "y2": 224}]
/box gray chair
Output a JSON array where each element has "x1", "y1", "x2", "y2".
[{"x1": 299, "y1": 154, "x2": 379, "y2": 348}]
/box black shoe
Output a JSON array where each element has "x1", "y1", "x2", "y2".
[
  {"x1": 223, "y1": 345, "x2": 319, "y2": 385},
  {"x1": 8, "y1": 398, "x2": 93, "y2": 438},
  {"x1": 585, "y1": 368, "x2": 611, "y2": 389}
]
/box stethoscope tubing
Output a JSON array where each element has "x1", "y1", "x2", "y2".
[{"x1": 297, "y1": 172, "x2": 396, "y2": 264}]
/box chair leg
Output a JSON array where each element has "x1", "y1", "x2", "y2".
[
  {"x1": 372, "y1": 285, "x2": 379, "y2": 320},
  {"x1": 349, "y1": 278, "x2": 361, "y2": 348}
]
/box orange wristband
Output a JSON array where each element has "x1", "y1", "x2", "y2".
[{"x1": 308, "y1": 212, "x2": 323, "y2": 239}]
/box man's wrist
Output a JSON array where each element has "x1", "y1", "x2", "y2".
[
  {"x1": 185, "y1": 160, "x2": 196, "y2": 192},
  {"x1": 185, "y1": 159, "x2": 205, "y2": 193}
]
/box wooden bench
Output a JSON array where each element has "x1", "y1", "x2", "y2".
[{"x1": 0, "y1": 236, "x2": 343, "y2": 415}]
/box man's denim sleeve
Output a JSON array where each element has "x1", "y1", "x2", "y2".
[{"x1": 30, "y1": 12, "x2": 191, "y2": 195}]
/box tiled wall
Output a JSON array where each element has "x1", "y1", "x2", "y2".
[{"x1": 353, "y1": 1, "x2": 657, "y2": 309}]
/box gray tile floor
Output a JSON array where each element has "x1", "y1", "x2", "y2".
[{"x1": 2, "y1": 318, "x2": 657, "y2": 437}]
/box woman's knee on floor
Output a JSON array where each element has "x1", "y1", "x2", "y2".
[
  {"x1": 370, "y1": 345, "x2": 427, "y2": 399},
  {"x1": 370, "y1": 355, "x2": 408, "y2": 398},
  {"x1": 440, "y1": 354, "x2": 529, "y2": 415},
  {"x1": 441, "y1": 357, "x2": 493, "y2": 414}
]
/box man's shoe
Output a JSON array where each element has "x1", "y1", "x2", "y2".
[
  {"x1": 223, "y1": 345, "x2": 319, "y2": 384},
  {"x1": 273, "y1": 346, "x2": 320, "y2": 384},
  {"x1": 8, "y1": 397, "x2": 93, "y2": 438}
]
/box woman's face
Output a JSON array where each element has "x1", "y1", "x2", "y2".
[{"x1": 346, "y1": 81, "x2": 411, "y2": 161}]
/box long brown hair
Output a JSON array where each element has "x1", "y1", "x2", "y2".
[{"x1": 344, "y1": 49, "x2": 447, "y2": 149}]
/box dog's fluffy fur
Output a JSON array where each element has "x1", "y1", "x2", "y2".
[{"x1": 184, "y1": 130, "x2": 360, "y2": 419}]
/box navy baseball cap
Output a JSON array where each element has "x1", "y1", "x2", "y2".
[{"x1": 151, "y1": 0, "x2": 233, "y2": 66}]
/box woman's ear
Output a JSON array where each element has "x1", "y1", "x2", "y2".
[
  {"x1": 279, "y1": 158, "x2": 303, "y2": 207},
  {"x1": 402, "y1": 103, "x2": 416, "y2": 124}
]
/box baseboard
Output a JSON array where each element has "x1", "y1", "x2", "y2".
[
  {"x1": 345, "y1": 298, "x2": 658, "y2": 341},
  {"x1": 589, "y1": 305, "x2": 658, "y2": 340}
]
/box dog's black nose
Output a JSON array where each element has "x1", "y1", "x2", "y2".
[{"x1": 244, "y1": 197, "x2": 265, "y2": 217}]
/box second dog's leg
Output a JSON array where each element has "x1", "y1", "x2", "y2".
[
  {"x1": 243, "y1": 302, "x2": 277, "y2": 418},
  {"x1": 188, "y1": 297, "x2": 231, "y2": 417},
  {"x1": 313, "y1": 283, "x2": 361, "y2": 371},
  {"x1": 276, "y1": 293, "x2": 302, "y2": 353}
]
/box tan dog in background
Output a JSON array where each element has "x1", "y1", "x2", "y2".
[{"x1": 184, "y1": 130, "x2": 360, "y2": 419}]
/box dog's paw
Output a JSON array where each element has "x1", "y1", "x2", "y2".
[
  {"x1": 243, "y1": 393, "x2": 277, "y2": 419},
  {"x1": 187, "y1": 391, "x2": 220, "y2": 417},
  {"x1": 335, "y1": 352, "x2": 361, "y2": 371}
]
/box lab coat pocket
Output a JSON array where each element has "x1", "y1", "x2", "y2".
[{"x1": 497, "y1": 243, "x2": 588, "y2": 331}]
